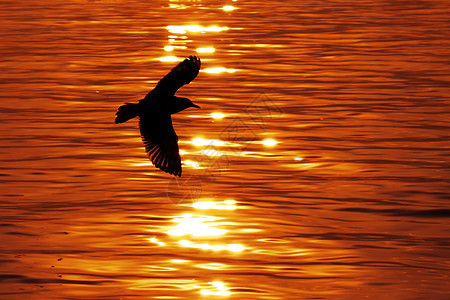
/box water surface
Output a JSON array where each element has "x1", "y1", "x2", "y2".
[{"x1": 1, "y1": 0, "x2": 449, "y2": 299}]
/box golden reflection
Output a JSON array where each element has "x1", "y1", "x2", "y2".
[
  {"x1": 166, "y1": 25, "x2": 228, "y2": 34},
  {"x1": 178, "y1": 240, "x2": 244, "y2": 252},
  {"x1": 191, "y1": 138, "x2": 227, "y2": 146},
  {"x1": 128, "y1": 177, "x2": 153, "y2": 181},
  {"x1": 164, "y1": 45, "x2": 187, "y2": 51},
  {"x1": 202, "y1": 67, "x2": 237, "y2": 74},
  {"x1": 200, "y1": 149, "x2": 223, "y2": 157},
  {"x1": 210, "y1": 112, "x2": 225, "y2": 119},
  {"x1": 158, "y1": 56, "x2": 180, "y2": 62},
  {"x1": 222, "y1": 5, "x2": 237, "y2": 11},
  {"x1": 167, "y1": 213, "x2": 245, "y2": 252},
  {"x1": 148, "y1": 237, "x2": 166, "y2": 246},
  {"x1": 183, "y1": 160, "x2": 200, "y2": 168},
  {"x1": 192, "y1": 199, "x2": 236, "y2": 210},
  {"x1": 196, "y1": 47, "x2": 215, "y2": 53},
  {"x1": 127, "y1": 161, "x2": 152, "y2": 167},
  {"x1": 168, "y1": 4, "x2": 187, "y2": 9},
  {"x1": 287, "y1": 161, "x2": 322, "y2": 170},
  {"x1": 230, "y1": 43, "x2": 283, "y2": 48},
  {"x1": 241, "y1": 228, "x2": 262, "y2": 233},
  {"x1": 170, "y1": 259, "x2": 190, "y2": 264},
  {"x1": 167, "y1": 35, "x2": 188, "y2": 40},
  {"x1": 261, "y1": 139, "x2": 278, "y2": 146},
  {"x1": 195, "y1": 263, "x2": 228, "y2": 270},
  {"x1": 200, "y1": 281, "x2": 231, "y2": 296},
  {"x1": 168, "y1": 213, "x2": 227, "y2": 236}
]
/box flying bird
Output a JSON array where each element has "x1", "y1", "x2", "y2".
[{"x1": 115, "y1": 56, "x2": 201, "y2": 177}]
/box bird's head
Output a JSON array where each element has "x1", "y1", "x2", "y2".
[{"x1": 171, "y1": 97, "x2": 200, "y2": 114}]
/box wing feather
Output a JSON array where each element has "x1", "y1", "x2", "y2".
[
  {"x1": 148, "y1": 55, "x2": 201, "y2": 98},
  {"x1": 139, "y1": 115, "x2": 182, "y2": 177}
]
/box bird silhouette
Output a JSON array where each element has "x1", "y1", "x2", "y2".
[{"x1": 115, "y1": 56, "x2": 201, "y2": 177}]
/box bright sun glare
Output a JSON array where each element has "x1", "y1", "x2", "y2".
[
  {"x1": 210, "y1": 112, "x2": 225, "y2": 119},
  {"x1": 166, "y1": 25, "x2": 229, "y2": 34},
  {"x1": 196, "y1": 47, "x2": 215, "y2": 53},
  {"x1": 200, "y1": 281, "x2": 232, "y2": 296},
  {"x1": 222, "y1": 5, "x2": 237, "y2": 11},
  {"x1": 158, "y1": 56, "x2": 180, "y2": 62},
  {"x1": 168, "y1": 214, "x2": 227, "y2": 237},
  {"x1": 202, "y1": 67, "x2": 237, "y2": 74},
  {"x1": 262, "y1": 139, "x2": 278, "y2": 146}
]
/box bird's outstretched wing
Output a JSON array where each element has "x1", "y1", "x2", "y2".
[
  {"x1": 139, "y1": 115, "x2": 182, "y2": 177},
  {"x1": 149, "y1": 56, "x2": 201, "y2": 97}
]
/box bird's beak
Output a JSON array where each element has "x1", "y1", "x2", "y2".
[{"x1": 192, "y1": 104, "x2": 201, "y2": 109}]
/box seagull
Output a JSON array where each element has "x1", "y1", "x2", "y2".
[{"x1": 115, "y1": 56, "x2": 201, "y2": 177}]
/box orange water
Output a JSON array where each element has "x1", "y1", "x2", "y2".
[{"x1": 1, "y1": 0, "x2": 449, "y2": 299}]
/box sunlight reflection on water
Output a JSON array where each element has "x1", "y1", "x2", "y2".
[{"x1": 0, "y1": 0, "x2": 449, "y2": 299}]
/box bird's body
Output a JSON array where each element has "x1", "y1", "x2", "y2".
[{"x1": 115, "y1": 56, "x2": 201, "y2": 177}]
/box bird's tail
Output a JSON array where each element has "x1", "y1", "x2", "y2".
[{"x1": 115, "y1": 103, "x2": 140, "y2": 124}]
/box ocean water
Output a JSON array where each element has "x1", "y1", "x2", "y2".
[{"x1": 0, "y1": 0, "x2": 449, "y2": 299}]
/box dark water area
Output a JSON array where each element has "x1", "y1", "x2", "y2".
[{"x1": 1, "y1": 0, "x2": 449, "y2": 299}]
